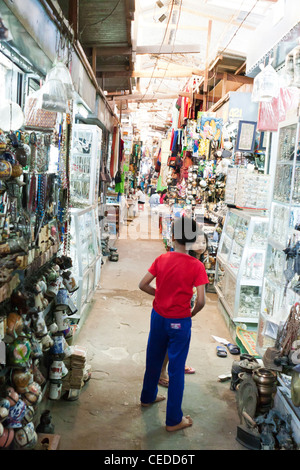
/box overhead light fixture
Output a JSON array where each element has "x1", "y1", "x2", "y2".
[
  {"x1": 156, "y1": 1, "x2": 164, "y2": 7},
  {"x1": 158, "y1": 13, "x2": 167, "y2": 22}
]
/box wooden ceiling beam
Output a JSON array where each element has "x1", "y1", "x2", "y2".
[
  {"x1": 68, "y1": 0, "x2": 79, "y2": 39},
  {"x1": 171, "y1": 5, "x2": 256, "y2": 30},
  {"x1": 109, "y1": 93, "x2": 182, "y2": 101},
  {"x1": 96, "y1": 69, "x2": 254, "y2": 83},
  {"x1": 136, "y1": 44, "x2": 201, "y2": 55},
  {"x1": 92, "y1": 46, "x2": 132, "y2": 57}
]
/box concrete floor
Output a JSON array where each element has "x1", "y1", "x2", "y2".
[{"x1": 45, "y1": 213, "x2": 245, "y2": 451}]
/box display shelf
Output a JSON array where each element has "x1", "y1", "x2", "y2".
[
  {"x1": 69, "y1": 205, "x2": 101, "y2": 318},
  {"x1": 256, "y1": 114, "x2": 300, "y2": 356},
  {"x1": 225, "y1": 167, "x2": 271, "y2": 210},
  {"x1": 215, "y1": 208, "x2": 268, "y2": 324},
  {"x1": 70, "y1": 124, "x2": 102, "y2": 207}
]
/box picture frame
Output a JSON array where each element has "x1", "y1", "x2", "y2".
[
  {"x1": 259, "y1": 131, "x2": 268, "y2": 150},
  {"x1": 236, "y1": 120, "x2": 257, "y2": 152}
]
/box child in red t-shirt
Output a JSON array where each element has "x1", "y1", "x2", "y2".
[{"x1": 139, "y1": 216, "x2": 208, "y2": 431}]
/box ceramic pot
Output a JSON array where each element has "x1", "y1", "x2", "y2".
[
  {"x1": 6, "y1": 312, "x2": 23, "y2": 337},
  {"x1": 46, "y1": 269, "x2": 59, "y2": 283},
  {"x1": 5, "y1": 387, "x2": 19, "y2": 407},
  {"x1": 50, "y1": 332, "x2": 64, "y2": 355},
  {"x1": 11, "y1": 369, "x2": 32, "y2": 394},
  {"x1": 40, "y1": 333, "x2": 54, "y2": 351},
  {"x1": 49, "y1": 322, "x2": 58, "y2": 334},
  {"x1": 14, "y1": 422, "x2": 37, "y2": 450},
  {"x1": 22, "y1": 406, "x2": 35, "y2": 425},
  {"x1": 11, "y1": 163, "x2": 23, "y2": 178},
  {"x1": 30, "y1": 335, "x2": 43, "y2": 358},
  {"x1": 0, "y1": 160, "x2": 12, "y2": 180},
  {"x1": 67, "y1": 297, "x2": 78, "y2": 316},
  {"x1": 63, "y1": 272, "x2": 78, "y2": 293},
  {"x1": 6, "y1": 399, "x2": 27, "y2": 428},
  {"x1": 45, "y1": 281, "x2": 59, "y2": 299},
  {"x1": 7, "y1": 336, "x2": 31, "y2": 367},
  {"x1": 22, "y1": 382, "x2": 41, "y2": 407},
  {"x1": 0, "y1": 427, "x2": 14, "y2": 448},
  {"x1": 32, "y1": 312, "x2": 47, "y2": 337},
  {"x1": 32, "y1": 364, "x2": 46, "y2": 386},
  {"x1": 49, "y1": 380, "x2": 62, "y2": 400},
  {"x1": 37, "y1": 278, "x2": 47, "y2": 295},
  {"x1": 49, "y1": 358, "x2": 63, "y2": 380},
  {"x1": 0, "y1": 401, "x2": 9, "y2": 422},
  {"x1": 54, "y1": 310, "x2": 69, "y2": 331},
  {"x1": 55, "y1": 289, "x2": 69, "y2": 309}
]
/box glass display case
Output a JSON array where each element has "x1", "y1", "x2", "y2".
[
  {"x1": 69, "y1": 205, "x2": 102, "y2": 318},
  {"x1": 70, "y1": 124, "x2": 102, "y2": 207},
  {"x1": 215, "y1": 208, "x2": 269, "y2": 324},
  {"x1": 225, "y1": 168, "x2": 271, "y2": 210},
  {"x1": 256, "y1": 115, "x2": 300, "y2": 356}
]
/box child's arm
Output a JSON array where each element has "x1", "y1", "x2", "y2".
[
  {"x1": 139, "y1": 272, "x2": 156, "y2": 296},
  {"x1": 191, "y1": 285, "x2": 205, "y2": 317}
]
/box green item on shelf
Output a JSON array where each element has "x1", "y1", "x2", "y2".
[
  {"x1": 115, "y1": 172, "x2": 125, "y2": 194},
  {"x1": 157, "y1": 175, "x2": 167, "y2": 192}
]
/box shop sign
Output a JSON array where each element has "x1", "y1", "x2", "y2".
[{"x1": 227, "y1": 92, "x2": 259, "y2": 123}]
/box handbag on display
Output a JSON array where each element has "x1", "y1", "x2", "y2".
[
  {"x1": 24, "y1": 96, "x2": 57, "y2": 130},
  {"x1": 100, "y1": 164, "x2": 112, "y2": 183},
  {"x1": 114, "y1": 170, "x2": 122, "y2": 184}
]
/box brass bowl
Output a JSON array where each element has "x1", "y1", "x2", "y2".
[
  {"x1": 253, "y1": 368, "x2": 277, "y2": 385},
  {"x1": 256, "y1": 383, "x2": 277, "y2": 396}
]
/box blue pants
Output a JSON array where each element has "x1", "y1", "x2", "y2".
[{"x1": 140, "y1": 308, "x2": 191, "y2": 426}]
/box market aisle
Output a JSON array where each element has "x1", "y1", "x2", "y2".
[{"x1": 46, "y1": 211, "x2": 244, "y2": 450}]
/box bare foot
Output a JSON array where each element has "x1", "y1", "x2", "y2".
[
  {"x1": 166, "y1": 415, "x2": 193, "y2": 432},
  {"x1": 158, "y1": 377, "x2": 169, "y2": 387},
  {"x1": 141, "y1": 395, "x2": 166, "y2": 407}
]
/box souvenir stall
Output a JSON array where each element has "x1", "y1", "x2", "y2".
[
  {"x1": 69, "y1": 122, "x2": 102, "y2": 321},
  {"x1": 163, "y1": 106, "x2": 228, "y2": 290},
  {"x1": 224, "y1": 32, "x2": 300, "y2": 447},
  {"x1": 0, "y1": 0, "x2": 118, "y2": 444},
  {"x1": 215, "y1": 116, "x2": 271, "y2": 333},
  {"x1": 0, "y1": 55, "x2": 85, "y2": 448}
]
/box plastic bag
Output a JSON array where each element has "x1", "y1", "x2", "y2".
[
  {"x1": 257, "y1": 87, "x2": 300, "y2": 131},
  {"x1": 41, "y1": 78, "x2": 67, "y2": 113},
  {"x1": 257, "y1": 97, "x2": 280, "y2": 132},
  {"x1": 251, "y1": 61, "x2": 280, "y2": 103},
  {"x1": 24, "y1": 90, "x2": 57, "y2": 130},
  {"x1": 293, "y1": 46, "x2": 300, "y2": 87},
  {"x1": 46, "y1": 62, "x2": 74, "y2": 100}
]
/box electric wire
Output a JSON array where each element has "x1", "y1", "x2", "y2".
[
  {"x1": 138, "y1": 0, "x2": 175, "y2": 103},
  {"x1": 219, "y1": 0, "x2": 259, "y2": 56},
  {"x1": 154, "y1": 0, "x2": 183, "y2": 95},
  {"x1": 88, "y1": 0, "x2": 122, "y2": 27}
]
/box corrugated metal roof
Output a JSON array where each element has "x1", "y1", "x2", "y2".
[
  {"x1": 79, "y1": 0, "x2": 128, "y2": 46},
  {"x1": 57, "y1": 0, "x2": 135, "y2": 94}
]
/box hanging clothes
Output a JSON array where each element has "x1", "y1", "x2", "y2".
[
  {"x1": 115, "y1": 171, "x2": 125, "y2": 194},
  {"x1": 110, "y1": 126, "x2": 117, "y2": 177},
  {"x1": 119, "y1": 138, "x2": 124, "y2": 163}
]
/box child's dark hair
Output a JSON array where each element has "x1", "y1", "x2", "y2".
[{"x1": 172, "y1": 216, "x2": 199, "y2": 245}]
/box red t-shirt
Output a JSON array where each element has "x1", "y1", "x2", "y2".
[{"x1": 148, "y1": 252, "x2": 209, "y2": 319}]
